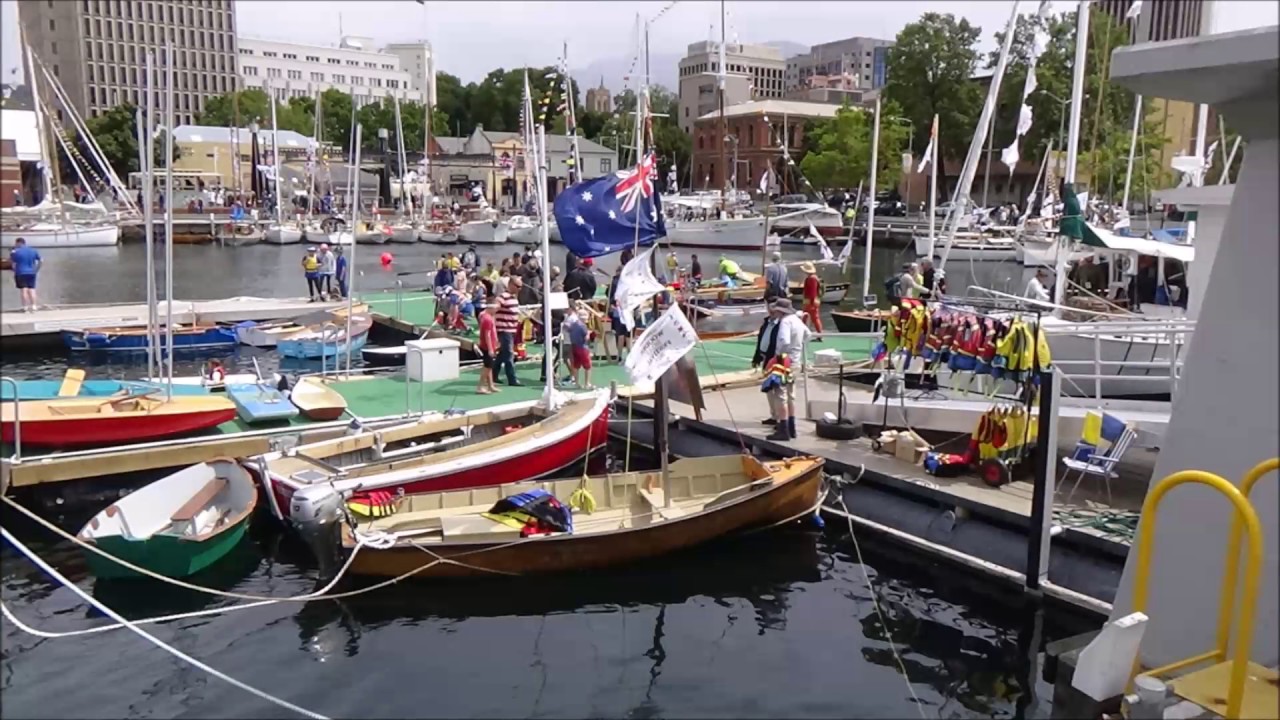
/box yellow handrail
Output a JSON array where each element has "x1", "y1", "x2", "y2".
[
  {"x1": 1215, "y1": 459, "x2": 1279, "y2": 663},
  {"x1": 1131, "y1": 467, "x2": 1266, "y2": 720}
]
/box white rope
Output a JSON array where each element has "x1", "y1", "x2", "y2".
[
  {"x1": 0, "y1": 527, "x2": 330, "y2": 720},
  {"x1": 830, "y1": 468, "x2": 929, "y2": 719}
]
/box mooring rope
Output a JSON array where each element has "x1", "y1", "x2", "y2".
[
  {"x1": 1, "y1": 527, "x2": 330, "y2": 720},
  {"x1": 829, "y1": 468, "x2": 929, "y2": 719}
]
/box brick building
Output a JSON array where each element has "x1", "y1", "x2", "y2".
[{"x1": 689, "y1": 99, "x2": 840, "y2": 192}]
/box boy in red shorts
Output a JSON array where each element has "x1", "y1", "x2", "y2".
[{"x1": 565, "y1": 304, "x2": 594, "y2": 389}]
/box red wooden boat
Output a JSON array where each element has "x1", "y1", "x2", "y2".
[
  {"x1": 251, "y1": 390, "x2": 612, "y2": 525},
  {"x1": 0, "y1": 393, "x2": 238, "y2": 448}
]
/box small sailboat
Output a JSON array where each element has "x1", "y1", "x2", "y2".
[
  {"x1": 307, "y1": 454, "x2": 824, "y2": 579},
  {"x1": 1, "y1": 392, "x2": 238, "y2": 448},
  {"x1": 0, "y1": 369, "x2": 210, "y2": 400},
  {"x1": 288, "y1": 375, "x2": 348, "y2": 421},
  {"x1": 264, "y1": 222, "x2": 304, "y2": 245},
  {"x1": 61, "y1": 324, "x2": 238, "y2": 352},
  {"x1": 233, "y1": 304, "x2": 368, "y2": 348},
  {"x1": 225, "y1": 382, "x2": 298, "y2": 424},
  {"x1": 77, "y1": 459, "x2": 257, "y2": 579},
  {"x1": 276, "y1": 314, "x2": 372, "y2": 359}
]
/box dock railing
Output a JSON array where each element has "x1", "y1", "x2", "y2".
[{"x1": 1041, "y1": 319, "x2": 1194, "y2": 403}]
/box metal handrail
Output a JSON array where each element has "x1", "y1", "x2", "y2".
[
  {"x1": 1131, "y1": 469, "x2": 1265, "y2": 720},
  {"x1": 1214, "y1": 459, "x2": 1278, "y2": 658},
  {"x1": 395, "y1": 279, "x2": 403, "y2": 319},
  {"x1": 1, "y1": 378, "x2": 20, "y2": 463}
]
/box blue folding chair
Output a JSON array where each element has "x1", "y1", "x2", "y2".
[{"x1": 1059, "y1": 411, "x2": 1137, "y2": 506}]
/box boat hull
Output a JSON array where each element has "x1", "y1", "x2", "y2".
[
  {"x1": 1, "y1": 379, "x2": 209, "y2": 400},
  {"x1": 665, "y1": 217, "x2": 770, "y2": 249},
  {"x1": 458, "y1": 220, "x2": 509, "y2": 244},
  {"x1": 388, "y1": 226, "x2": 418, "y2": 244},
  {"x1": 84, "y1": 517, "x2": 250, "y2": 579},
  {"x1": 264, "y1": 394, "x2": 612, "y2": 519},
  {"x1": 277, "y1": 329, "x2": 369, "y2": 359},
  {"x1": 343, "y1": 457, "x2": 824, "y2": 578},
  {"x1": 263, "y1": 226, "x2": 303, "y2": 245},
  {"x1": 418, "y1": 230, "x2": 457, "y2": 244},
  {"x1": 0, "y1": 223, "x2": 120, "y2": 248},
  {"x1": 1, "y1": 405, "x2": 237, "y2": 447},
  {"x1": 914, "y1": 233, "x2": 1017, "y2": 261},
  {"x1": 62, "y1": 326, "x2": 238, "y2": 352},
  {"x1": 361, "y1": 346, "x2": 408, "y2": 367}
]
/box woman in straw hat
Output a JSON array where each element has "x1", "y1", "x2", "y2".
[{"x1": 799, "y1": 261, "x2": 823, "y2": 337}]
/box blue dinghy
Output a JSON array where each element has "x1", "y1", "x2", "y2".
[
  {"x1": 62, "y1": 325, "x2": 238, "y2": 352},
  {"x1": 276, "y1": 315, "x2": 372, "y2": 360},
  {"x1": 224, "y1": 383, "x2": 299, "y2": 424}
]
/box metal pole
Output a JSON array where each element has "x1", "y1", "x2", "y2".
[
  {"x1": 1053, "y1": 0, "x2": 1090, "y2": 310},
  {"x1": 347, "y1": 124, "x2": 362, "y2": 376},
  {"x1": 861, "y1": 96, "x2": 881, "y2": 299},
  {"x1": 164, "y1": 42, "x2": 175, "y2": 398},
  {"x1": 927, "y1": 114, "x2": 938, "y2": 258},
  {"x1": 1122, "y1": 94, "x2": 1142, "y2": 212},
  {"x1": 141, "y1": 53, "x2": 156, "y2": 381},
  {"x1": 983, "y1": 115, "x2": 995, "y2": 209},
  {"x1": 1026, "y1": 369, "x2": 1059, "y2": 591}
]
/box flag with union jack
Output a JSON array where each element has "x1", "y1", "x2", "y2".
[{"x1": 553, "y1": 150, "x2": 666, "y2": 258}]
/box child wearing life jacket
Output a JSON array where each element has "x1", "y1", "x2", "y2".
[{"x1": 203, "y1": 359, "x2": 226, "y2": 384}]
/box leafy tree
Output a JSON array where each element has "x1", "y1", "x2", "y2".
[
  {"x1": 883, "y1": 13, "x2": 985, "y2": 169},
  {"x1": 434, "y1": 71, "x2": 470, "y2": 136},
  {"x1": 318, "y1": 88, "x2": 354, "y2": 148},
  {"x1": 63, "y1": 102, "x2": 177, "y2": 180},
  {"x1": 197, "y1": 88, "x2": 272, "y2": 128},
  {"x1": 798, "y1": 101, "x2": 912, "y2": 192}
]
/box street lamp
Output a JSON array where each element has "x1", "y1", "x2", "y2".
[
  {"x1": 1038, "y1": 89, "x2": 1072, "y2": 152},
  {"x1": 248, "y1": 120, "x2": 260, "y2": 203}
]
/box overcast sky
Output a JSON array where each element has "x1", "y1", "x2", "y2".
[{"x1": 2, "y1": 0, "x2": 1276, "y2": 86}]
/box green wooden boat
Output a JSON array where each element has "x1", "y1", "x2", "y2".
[{"x1": 77, "y1": 458, "x2": 257, "y2": 579}]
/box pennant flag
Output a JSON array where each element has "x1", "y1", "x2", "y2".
[
  {"x1": 809, "y1": 222, "x2": 834, "y2": 261},
  {"x1": 612, "y1": 247, "x2": 667, "y2": 333},
  {"x1": 625, "y1": 304, "x2": 698, "y2": 387},
  {"x1": 916, "y1": 115, "x2": 937, "y2": 173},
  {"x1": 553, "y1": 152, "x2": 666, "y2": 258},
  {"x1": 1126, "y1": 0, "x2": 1143, "y2": 19},
  {"x1": 837, "y1": 236, "x2": 853, "y2": 264},
  {"x1": 758, "y1": 168, "x2": 771, "y2": 195}
]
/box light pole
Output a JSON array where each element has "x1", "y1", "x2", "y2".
[{"x1": 1039, "y1": 89, "x2": 1072, "y2": 157}]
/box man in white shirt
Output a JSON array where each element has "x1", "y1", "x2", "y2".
[
  {"x1": 1025, "y1": 267, "x2": 1052, "y2": 302},
  {"x1": 766, "y1": 298, "x2": 809, "y2": 441}
]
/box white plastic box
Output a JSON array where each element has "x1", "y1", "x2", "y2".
[
  {"x1": 406, "y1": 337, "x2": 462, "y2": 382},
  {"x1": 813, "y1": 348, "x2": 844, "y2": 368}
]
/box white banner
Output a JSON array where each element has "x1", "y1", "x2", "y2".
[
  {"x1": 625, "y1": 304, "x2": 698, "y2": 387},
  {"x1": 613, "y1": 246, "x2": 667, "y2": 333},
  {"x1": 901, "y1": 152, "x2": 913, "y2": 173},
  {"x1": 809, "y1": 221, "x2": 833, "y2": 262}
]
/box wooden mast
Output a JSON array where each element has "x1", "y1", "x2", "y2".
[{"x1": 716, "y1": 0, "x2": 727, "y2": 218}]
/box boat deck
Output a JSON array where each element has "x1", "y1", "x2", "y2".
[{"x1": 0, "y1": 335, "x2": 875, "y2": 489}]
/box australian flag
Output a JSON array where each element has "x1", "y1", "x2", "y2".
[{"x1": 553, "y1": 152, "x2": 667, "y2": 259}]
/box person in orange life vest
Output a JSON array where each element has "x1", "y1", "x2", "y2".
[
  {"x1": 799, "y1": 261, "x2": 824, "y2": 339},
  {"x1": 203, "y1": 359, "x2": 226, "y2": 383}
]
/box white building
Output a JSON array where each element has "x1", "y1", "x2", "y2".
[
  {"x1": 237, "y1": 36, "x2": 433, "y2": 108},
  {"x1": 383, "y1": 42, "x2": 437, "y2": 106},
  {"x1": 677, "y1": 41, "x2": 786, "y2": 135},
  {"x1": 784, "y1": 36, "x2": 894, "y2": 93}
]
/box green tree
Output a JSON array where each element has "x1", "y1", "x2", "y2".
[
  {"x1": 435, "y1": 71, "x2": 470, "y2": 136},
  {"x1": 883, "y1": 13, "x2": 985, "y2": 169},
  {"x1": 798, "y1": 101, "x2": 912, "y2": 192},
  {"x1": 64, "y1": 102, "x2": 177, "y2": 180},
  {"x1": 196, "y1": 88, "x2": 272, "y2": 127},
  {"x1": 318, "y1": 88, "x2": 353, "y2": 148}
]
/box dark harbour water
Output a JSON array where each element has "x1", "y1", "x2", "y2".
[
  {"x1": 1, "y1": 495, "x2": 1092, "y2": 720},
  {"x1": 0, "y1": 240, "x2": 1066, "y2": 719}
]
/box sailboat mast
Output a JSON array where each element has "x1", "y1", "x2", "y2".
[
  {"x1": 563, "y1": 42, "x2": 583, "y2": 184},
  {"x1": 142, "y1": 51, "x2": 157, "y2": 381},
  {"x1": 927, "y1": 114, "x2": 938, "y2": 258},
  {"x1": 1122, "y1": 94, "x2": 1142, "y2": 211},
  {"x1": 21, "y1": 26, "x2": 52, "y2": 202},
  {"x1": 164, "y1": 41, "x2": 175, "y2": 396},
  {"x1": 862, "y1": 96, "x2": 881, "y2": 300},
  {"x1": 233, "y1": 88, "x2": 242, "y2": 197},
  {"x1": 307, "y1": 91, "x2": 320, "y2": 225},
  {"x1": 270, "y1": 86, "x2": 283, "y2": 226},
  {"x1": 1053, "y1": 0, "x2": 1090, "y2": 310},
  {"x1": 717, "y1": 0, "x2": 727, "y2": 215},
  {"x1": 346, "y1": 125, "x2": 362, "y2": 375}
]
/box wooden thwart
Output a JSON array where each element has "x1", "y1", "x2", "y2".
[{"x1": 171, "y1": 477, "x2": 228, "y2": 521}]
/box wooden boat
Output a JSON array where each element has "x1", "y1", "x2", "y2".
[
  {"x1": 233, "y1": 304, "x2": 368, "y2": 348},
  {"x1": 0, "y1": 373, "x2": 209, "y2": 400},
  {"x1": 288, "y1": 375, "x2": 347, "y2": 421},
  {"x1": 143, "y1": 373, "x2": 258, "y2": 392},
  {"x1": 831, "y1": 309, "x2": 889, "y2": 334},
  {"x1": 252, "y1": 390, "x2": 612, "y2": 525},
  {"x1": 0, "y1": 393, "x2": 238, "y2": 448},
  {"x1": 77, "y1": 459, "x2": 257, "y2": 579},
  {"x1": 225, "y1": 382, "x2": 298, "y2": 424},
  {"x1": 361, "y1": 345, "x2": 409, "y2": 367},
  {"x1": 277, "y1": 314, "x2": 372, "y2": 359},
  {"x1": 62, "y1": 324, "x2": 238, "y2": 352},
  {"x1": 319, "y1": 454, "x2": 824, "y2": 579}
]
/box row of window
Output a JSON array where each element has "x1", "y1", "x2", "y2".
[
  {"x1": 240, "y1": 66, "x2": 399, "y2": 89},
  {"x1": 88, "y1": 84, "x2": 207, "y2": 115},
  {"x1": 84, "y1": 42, "x2": 231, "y2": 75},
  {"x1": 87, "y1": 63, "x2": 234, "y2": 95},
  {"x1": 680, "y1": 60, "x2": 784, "y2": 78},
  {"x1": 81, "y1": 16, "x2": 232, "y2": 53},
  {"x1": 239, "y1": 48, "x2": 396, "y2": 71},
  {"x1": 693, "y1": 122, "x2": 795, "y2": 151},
  {"x1": 74, "y1": 0, "x2": 231, "y2": 30}
]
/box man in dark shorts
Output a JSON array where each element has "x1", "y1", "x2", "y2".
[
  {"x1": 475, "y1": 299, "x2": 499, "y2": 394},
  {"x1": 9, "y1": 238, "x2": 41, "y2": 312}
]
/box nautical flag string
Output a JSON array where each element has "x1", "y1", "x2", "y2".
[{"x1": 1001, "y1": 0, "x2": 1053, "y2": 173}]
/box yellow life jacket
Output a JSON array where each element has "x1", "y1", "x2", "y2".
[{"x1": 302, "y1": 255, "x2": 319, "y2": 272}]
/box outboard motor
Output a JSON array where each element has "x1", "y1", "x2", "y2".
[{"x1": 290, "y1": 483, "x2": 348, "y2": 578}]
